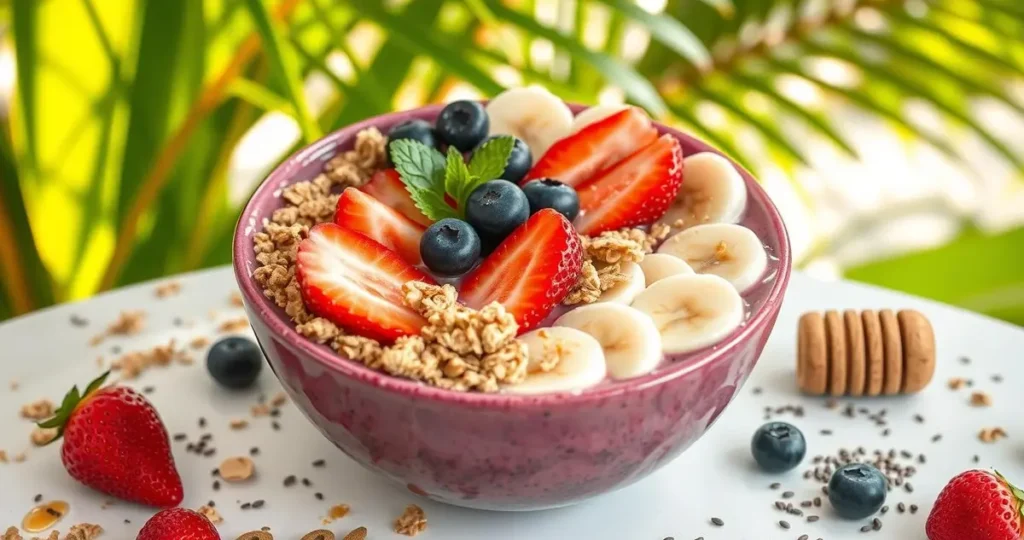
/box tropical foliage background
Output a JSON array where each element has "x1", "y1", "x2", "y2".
[{"x1": 1, "y1": 0, "x2": 1023, "y2": 323}]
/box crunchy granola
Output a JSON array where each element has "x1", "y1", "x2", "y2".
[
  {"x1": 197, "y1": 505, "x2": 223, "y2": 524},
  {"x1": 111, "y1": 340, "x2": 186, "y2": 380},
  {"x1": 154, "y1": 282, "x2": 181, "y2": 298},
  {"x1": 1, "y1": 527, "x2": 19, "y2": 540},
  {"x1": 64, "y1": 524, "x2": 103, "y2": 540},
  {"x1": 393, "y1": 504, "x2": 427, "y2": 536},
  {"x1": 564, "y1": 228, "x2": 663, "y2": 306},
  {"x1": 20, "y1": 399, "x2": 55, "y2": 420},
  {"x1": 323, "y1": 127, "x2": 387, "y2": 187},
  {"x1": 30, "y1": 427, "x2": 56, "y2": 446}
]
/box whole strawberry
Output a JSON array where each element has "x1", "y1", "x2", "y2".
[
  {"x1": 38, "y1": 371, "x2": 183, "y2": 507},
  {"x1": 136, "y1": 508, "x2": 219, "y2": 540},
  {"x1": 926, "y1": 469, "x2": 1024, "y2": 540}
]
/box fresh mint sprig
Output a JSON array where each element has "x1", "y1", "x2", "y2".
[{"x1": 388, "y1": 135, "x2": 515, "y2": 221}]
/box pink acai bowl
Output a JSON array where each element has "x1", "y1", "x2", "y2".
[{"x1": 232, "y1": 102, "x2": 792, "y2": 511}]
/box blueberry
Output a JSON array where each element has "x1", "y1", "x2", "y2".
[
  {"x1": 420, "y1": 218, "x2": 481, "y2": 276},
  {"x1": 522, "y1": 178, "x2": 580, "y2": 221},
  {"x1": 828, "y1": 463, "x2": 888, "y2": 519},
  {"x1": 465, "y1": 180, "x2": 530, "y2": 248},
  {"x1": 436, "y1": 100, "x2": 489, "y2": 152},
  {"x1": 387, "y1": 119, "x2": 436, "y2": 149},
  {"x1": 206, "y1": 337, "x2": 263, "y2": 390},
  {"x1": 750, "y1": 421, "x2": 806, "y2": 473},
  {"x1": 473, "y1": 136, "x2": 532, "y2": 184}
]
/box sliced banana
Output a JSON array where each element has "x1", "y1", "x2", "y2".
[
  {"x1": 486, "y1": 86, "x2": 573, "y2": 163},
  {"x1": 594, "y1": 261, "x2": 645, "y2": 304},
  {"x1": 656, "y1": 152, "x2": 747, "y2": 230},
  {"x1": 555, "y1": 303, "x2": 662, "y2": 380},
  {"x1": 631, "y1": 274, "x2": 744, "y2": 355},
  {"x1": 656, "y1": 223, "x2": 767, "y2": 292},
  {"x1": 570, "y1": 103, "x2": 630, "y2": 133},
  {"x1": 503, "y1": 327, "x2": 606, "y2": 395},
  {"x1": 639, "y1": 253, "x2": 694, "y2": 287}
]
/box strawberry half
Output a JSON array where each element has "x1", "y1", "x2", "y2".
[
  {"x1": 137, "y1": 508, "x2": 220, "y2": 540},
  {"x1": 523, "y1": 106, "x2": 658, "y2": 187},
  {"x1": 460, "y1": 209, "x2": 583, "y2": 332},
  {"x1": 335, "y1": 187, "x2": 426, "y2": 266},
  {"x1": 926, "y1": 469, "x2": 1024, "y2": 540},
  {"x1": 574, "y1": 134, "x2": 684, "y2": 235},
  {"x1": 360, "y1": 168, "x2": 432, "y2": 226},
  {"x1": 296, "y1": 223, "x2": 435, "y2": 342},
  {"x1": 38, "y1": 371, "x2": 183, "y2": 507}
]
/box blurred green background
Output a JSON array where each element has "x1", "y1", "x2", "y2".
[{"x1": 1, "y1": 0, "x2": 1022, "y2": 323}]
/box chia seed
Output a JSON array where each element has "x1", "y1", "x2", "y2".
[
  {"x1": 710, "y1": 517, "x2": 724, "y2": 526},
  {"x1": 779, "y1": 520, "x2": 790, "y2": 529}
]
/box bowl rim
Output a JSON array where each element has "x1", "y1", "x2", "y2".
[{"x1": 232, "y1": 101, "x2": 792, "y2": 410}]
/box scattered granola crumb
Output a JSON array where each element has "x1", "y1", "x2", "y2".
[
  {"x1": 8, "y1": 380, "x2": 18, "y2": 391},
  {"x1": 154, "y1": 282, "x2": 181, "y2": 298},
  {"x1": 229, "y1": 291, "x2": 244, "y2": 308},
  {"x1": 251, "y1": 403, "x2": 272, "y2": 417},
  {"x1": 21, "y1": 399, "x2": 55, "y2": 420},
  {"x1": 30, "y1": 427, "x2": 57, "y2": 446},
  {"x1": 979, "y1": 427, "x2": 1008, "y2": 443},
  {"x1": 948, "y1": 377, "x2": 967, "y2": 390},
  {"x1": 111, "y1": 340, "x2": 185, "y2": 379},
  {"x1": 0, "y1": 450, "x2": 7, "y2": 463},
  {"x1": 342, "y1": 527, "x2": 367, "y2": 540},
  {"x1": 218, "y1": 317, "x2": 249, "y2": 334},
  {"x1": 230, "y1": 419, "x2": 249, "y2": 430},
  {"x1": 970, "y1": 391, "x2": 992, "y2": 407},
  {"x1": 64, "y1": 523, "x2": 103, "y2": 540},
  {"x1": 197, "y1": 505, "x2": 223, "y2": 524},
  {"x1": 1, "y1": 527, "x2": 20, "y2": 540},
  {"x1": 302, "y1": 530, "x2": 335, "y2": 540},
  {"x1": 219, "y1": 456, "x2": 255, "y2": 481},
  {"x1": 270, "y1": 392, "x2": 288, "y2": 407},
  {"x1": 322, "y1": 504, "x2": 350, "y2": 525},
  {"x1": 190, "y1": 336, "x2": 210, "y2": 350},
  {"x1": 393, "y1": 504, "x2": 427, "y2": 536},
  {"x1": 90, "y1": 311, "x2": 146, "y2": 345},
  {"x1": 13, "y1": 452, "x2": 26, "y2": 463},
  {"x1": 95, "y1": 356, "x2": 104, "y2": 368}
]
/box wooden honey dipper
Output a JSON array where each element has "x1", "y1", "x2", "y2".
[{"x1": 797, "y1": 309, "x2": 936, "y2": 396}]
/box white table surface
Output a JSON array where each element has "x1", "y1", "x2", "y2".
[{"x1": 1, "y1": 267, "x2": 1021, "y2": 540}]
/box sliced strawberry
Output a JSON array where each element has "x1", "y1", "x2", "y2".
[
  {"x1": 460, "y1": 209, "x2": 583, "y2": 332},
  {"x1": 296, "y1": 223, "x2": 435, "y2": 342},
  {"x1": 574, "y1": 134, "x2": 684, "y2": 235},
  {"x1": 360, "y1": 168, "x2": 432, "y2": 226},
  {"x1": 523, "y1": 107, "x2": 658, "y2": 187},
  {"x1": 335, "y1": 187, "x2": 426, "y2": 266}
]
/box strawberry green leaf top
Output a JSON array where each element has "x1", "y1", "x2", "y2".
[
  {"x1": 389, "y1": 135, "x2": 515, "y2": 221},
  {"x1": 37, "y1": 370, "x2": 111, "y2": 442}
]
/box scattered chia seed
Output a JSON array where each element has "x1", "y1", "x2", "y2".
[
  {"x1": 992, "y1": 374, "x2": 1003, "y2": 383},
  {"x1": 207, "y1": 500, "x2": 215, "y2": 507},
  {"x1": 799, "y1": 535, "x2": 808, "y2": 540},
  {"x1": 813, "y1": 497, "x2": 821, "y2": 507},
  {"x1": 142, "y1": 386, "x2": 155, "y2": 394},
  {"x1": 203, "y1": 448, "x2": 216, "y2": 457},
  {"x1": 271, "y1": 421, "x2": 281, "y2": 431},
  {"x1": 252, "y1": 500, "x2": 265, "y2": 508},
  {"x1": 782, "y1": 491, "x2": 794, "y2": 499},
  {"x1": 111, "y1": 345, "x2": 122, "y2": 354},
  {"x1": 820, "y1": 429, "x2": 833, "y2": 435},
  {"x1": 800, "y1": 501, "x2": 812, "y2": 508},
  {"x1": 881, "y1": 428, "x2": 891, "y2": 437},
  {"x1": 198, "y1": 417, "x2": 207, "y2": 428},
  {"x1": 905, "y1": 483, "x2": 914, "y2": 493},
  {"x1": 860, "y1": 525, "x2": 872, "y2": 532},
  {"x1": 873, "y1": 518, "x2": 882, "y2": 530},
  {"x1": 250, "y1": 447, "x2": 260, "y2": 456},
  {"x1": 807, "y1": 516, "x2": 819, "y2": 523},
  {"x1": 770, "y1": 482, "x2": 781, "y2": 490},
  {"x1": 270, "y1": 408, "x2": 281, "y2": 418},
  {"x1": 211, "y1": 468, "x2": 219, "y2": 477},
  {"x1": 173, "y1": 433, "x2": 187, "y2": 441},
  {"x1": 710, "y1": 517, "x2": 724, "y2": 526},
  {"x1": 932, "y1": 434, "x2": 942, "y2": 442},
  {"x1": 752, "y1": 387, "x2": 762, "y2": 395},
  {"x1": 314, "y1": 492, "x2": 324, "y2": 501},
  {"x1": 33, "y1": 494, "x2": 42, "y2": 503},
  {"x1": 913, "y1": 414, "x2": 924, "y2": 423},
  {"x1": 775, "y1": 501, "x2": 786, "y2": 510},
  {"x1": 897, "y1": 503, "x2": 905, "y2": 513},
  {"x1": 910, "y1": 504, "x2": 919, "y2": 514},
  {"x1": 213, "y1": 481, "x2": 221, "y2": 491},
  {"x1": 284, "y1": 475, "x2": 297, "y2": 487},
  {"x1": 779, "y1": 520, "x2": 790, "y2": 529},
  {"x1": 70, "y1": 314, "x2": 89, "y2": 327},
  {"x1": 312, "y1": 459, "x2": 326, "y2": 467},
  {"x1": 172, "y1": 317, "x2": 184, "y2": 326},
  {"x1": 241, "y1": 502, "x2": 251, "y2": 510},
  {"x1": 302, "y1": 478, "x2": 312, "y2": 487},
  {"x1": 880, "y1": 506, "x2": 888, "y2": 514},
  {"x1": 124, "y1": 520, "x2": 130, "y2": 524},
  {"x1": 960, "y1": 356, "x2": 971, "y2": 364}
]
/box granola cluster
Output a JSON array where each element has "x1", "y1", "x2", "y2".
[
  {"x1": 2, "y1": 524, "x2": 103, "y2": 540},
  {"x1": 563, "y1": 225, "x2": 671, "y2": 305},
  {"x1": 336, "y1": 282, "x2": 530, "y2": 392},
  {"x1": 110, "y1": 339, "x2": 192, "y2": 380}
]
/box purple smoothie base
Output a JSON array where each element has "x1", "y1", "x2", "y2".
[{"x1": 232, "y1": 103, "x2": 792, "y2": 511}]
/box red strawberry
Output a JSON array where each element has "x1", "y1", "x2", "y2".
[
  {"x1": 136, "y1": 508, "x2": 219, "y2": 540},
  {"x1": 523, "y1": 106, "x2": 658, "y2": 187},
  {"x1": 574, "y1": 134, "x2": 684, "y2": 235},
  {"x1": 296, "y1": 222, "x2": 435, "y2": 342},
  {"x1": 37, "y1": 372, "x2": 183, "y2": 507},
  {"x1": 926, "y1": 469, "x2": 1024, "y2": 540},
  {"x1": 335, "y1": 187, "x2": 426, "y2": 266},
  {"x1": 360, "y1": 168, "x2": 432, "y2": 226},
  {"x1": 460, "y1": 209, "x2": 583, "y2": 332}
]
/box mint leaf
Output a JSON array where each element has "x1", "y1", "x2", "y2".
[
  {"x1": 468, "y1": 135, "x2": 515, "y2": 181},
  {"x1": 389, "y1": 139, "x2": 454, "y2": 221},
  {"x1": 444, "y1": 146, "x2": 475, "y2": 211}
]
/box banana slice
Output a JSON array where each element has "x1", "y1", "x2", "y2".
[
  {"x1": 594, "y1": 261, "x2": 645, "y2": 304},
  {"x1": 656, "y1": 223, "x2": 767, "y2": 292},
  {"x1": 631, "y1": 274, "x2": 744, "y2": 354},
  {"x1": 656, "y1": 152, "x2": 747, "y2": 230},
  {"x1": 503, "y1": 327, "x2": 606, "y2": 395},
  {"x1": 639, "y1": 253, "x2": 694, "y2": 287},
  {"x1": 570, "y1": 104, "x2": 629, "y2": 133},
  {"x1": 486, "y1": 86, "x2": 573, "y2": 163},
  {"x1": 555, "y1": 303, "x2": 662, "y2": 380}
]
